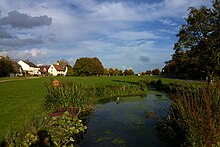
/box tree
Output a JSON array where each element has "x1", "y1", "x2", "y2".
[
  {"x1": 123, "y1": 69, "x2": 129, "y2": 76},
  {"x1": 128, "y1": 69, "x2": 134, "y2": 75},
  {"x1": 170, "y1": 1, "x2": 220, "y2": 83},
  {"x1": 104, "y1": 68, "x2": 110, "y2": 76},
  {"x1": 145, "y1": 70, "x2": 152, "y2": 75},
  {"x1": 108, "y1": 68, "x2": 114, "y2": 76},
  {"x1": 123, "y1": 69, "x2": 134, "y2": 76},
  {"x1": 57, "y1": 59, "x2": 69, "y2": 67},
  {"x1": 0, "y1": 56, "x2": 13, "y2": 77},
  {"x1": 66, "y1": 65, "x2": 74, "y2": 76},
  {"x1": 72, "y1": 57, "x2": 104, "y2": 76},
  {"x1": 113, "y1": 68, "x2": 120, "y2": 76},
  {"x1": 119, "y1": 70, "x2": 123, "y2": 76},
  {"x1": 152, "y1": 68, "x2": 160, "y2": 75}
]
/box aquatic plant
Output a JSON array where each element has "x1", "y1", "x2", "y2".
[
  {"x1": 158, "y1": 82, "x2": 220, "y2": 146},
  {"x1": 45, "y1": 79, "x2": 92, "y2": 110}
]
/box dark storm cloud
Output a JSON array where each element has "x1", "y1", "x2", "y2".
[
  {"x1": 139, "y1": 56, "x2": 150, "y2": 62},
  {"x1": 0, "y1": 10, "x2": 52, "y2": 28},
  {"x1": 0, "y1": 10, "x2": 52, "y2": 50}
]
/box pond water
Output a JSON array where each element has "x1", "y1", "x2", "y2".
[{"x1": 80, "y1": 90, "x2": 172, "y2": 147}]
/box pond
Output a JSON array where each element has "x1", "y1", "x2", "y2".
[{"x1": 80, "y1": 90, "x2": 172, "y2": 147}]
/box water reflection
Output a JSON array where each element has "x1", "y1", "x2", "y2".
[{"x1": 80, "y1": 90, "x2": 171, "y2": 147}]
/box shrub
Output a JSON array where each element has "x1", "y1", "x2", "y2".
[
  {"x1": 3, "y1": 112, "x2": 87, "y2": 146},
  {"x1": 45, "y1": 111, "x2": 87, "y2": 146}
]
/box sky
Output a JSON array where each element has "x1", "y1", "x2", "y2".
[{"x1": 0, "y1": 0, "x2": 212, "y2": 73}]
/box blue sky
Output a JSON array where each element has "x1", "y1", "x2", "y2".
[{"x1": 0, "y1": 0, "x2": 212, "y2": 72}]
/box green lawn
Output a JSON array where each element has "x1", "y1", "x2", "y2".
[{"x1": 0, "y1": 75, "x2": 204, "y2": 141}]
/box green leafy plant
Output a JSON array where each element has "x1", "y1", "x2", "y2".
[
  {"x1": 45, "y1": 79, "x2": 91, "y2": 110},
  {"x1": 3, "y1": 112, "x2": 87, "y2": 147},
  {"x1": 45, "y1": 111, "x2": 87, "y2": 146}
]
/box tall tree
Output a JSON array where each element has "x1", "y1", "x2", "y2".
[
  {"x1": 73, "y1": 57, "x2": 104, "y2": 76},
  {"x1": 171, "y1": 1, "x2": 220, "y2": 83},
  {"x1": 0, "y1": 56, "x2": 13, "y2": 77}
]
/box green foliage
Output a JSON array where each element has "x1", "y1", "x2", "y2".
[
  {"x1": 145, "y1": 70, "x2": 152, "y2": 75},
  {"x1": 104, "y1": 68, "x2": 123, "y2": 76},
  {"x1": 66, "y1": 65, "x2": 74, "y2": 76},
  {"x1": 73, "y1": 57, "x2": 104, "y2": 76},
  {"x1": 45, "y1": 112, "x2": 87, "y2": 146},
  {"x1": 0, "y1": 57, "x2": 13, "y2": 77},
  {"x1": 45, "y1": 78, "x2": 149, "y2": 111},
  {"x1": 123, "y1": 69, "x2": 134, "y2": 76},
  {"x1": 164, "y1": 1, "x2": 220, "y2": 82},
  {"x1": 138, "y1": 78, "x2": 150, "y2": 91},
  {"x1": 89, "y1": 84, "x2": 148, "y2": 99},
  {"x1": 0, "y1": 76, "x2": 201, "y2": 141},
  {"x1": 152, "y1": 68, "x2": 160, "y2": 75},
  {"x1": 45, "y1": 79, "x2": 91, "y2": 110},
  {"x1": 158, "y1": 82, "x2": 220, "y2": 146},
  {"x1": 3, "y1": 112, "x2": 87, "y2": 146}
]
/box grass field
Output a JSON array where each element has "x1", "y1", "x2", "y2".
[{"x1": 0, "y1": 75, "x2": 204, "y2": 141}]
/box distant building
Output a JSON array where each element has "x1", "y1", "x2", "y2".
[
  {"x1": 18, "y1": 60, "x2": 40, "y2": 75},
  {"x1": 48, "y1": 63, "x2": 68, "y2": 76},
  {"x1": 39, "y1": 65, "x2": 50, "y2": 75}
]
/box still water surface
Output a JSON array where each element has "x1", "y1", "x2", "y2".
[{"x1": 80, "y1": 90, "x2": 171, "y2": 147}]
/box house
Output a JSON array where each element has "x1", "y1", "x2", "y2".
[
  {"x1": 18, "y1": 60, "x2": 40, "y2": 75},
  {"x1": 39, "y1": 65, "x2": 50, "y2": 75},
  {"x1": 48, "y1": 63, "x2": 68, "y2": 76},
  {"x1": 10, "y1": 60, "x2": 23, "y2": 77}
]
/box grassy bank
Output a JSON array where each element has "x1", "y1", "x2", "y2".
[
  {"x1": 0, "y1": 76, "x2": 148, "y2": 141},
  {"x1": 0, "y1": 75, "x2": 205, "y2": 143}
]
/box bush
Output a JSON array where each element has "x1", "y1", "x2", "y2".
[{"x1": 3, "y1": 112, "x2": 87, "y2": 146}]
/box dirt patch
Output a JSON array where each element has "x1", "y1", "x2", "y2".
[{"x1": 48, "y1": 108, "x2": 80, "y2": 117}]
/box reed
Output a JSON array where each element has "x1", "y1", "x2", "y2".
[
  {"x1": 158, "y1": 82, "x2": 220, "y2": 146},
  {"x1": 45, "y1": 79, "x2": 92, "y2": 111}
]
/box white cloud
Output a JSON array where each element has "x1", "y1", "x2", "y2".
[
  {"x1": 0, "y1": 0, "x2": 212, "y2": 72},
  {"x1": 109, "y1": 31, "x2": 161, "y2": 41},
  {"x1": 160, "y1": 18, "x2": 177, "y2": 26}
]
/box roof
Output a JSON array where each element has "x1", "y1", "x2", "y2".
[
  {"x1": 39, "y1": 65, "x2": 50, "y2": 73},
  {"x1": 11, "y1": 61, "x2": 22, "y2": 73},
  {"x1": 53, "y1": 64, "x2": 65, "y2": 71},
  {"x1": 22, "y1": 60, "x2": 38, "y2": 68}
]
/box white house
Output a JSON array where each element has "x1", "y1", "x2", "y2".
[
  {"x1": 48, "y1": 63, "x2": 68, "y2": 76},
  {"x1": 18, "y1": 60, "x2": 40, "y2": 75}
]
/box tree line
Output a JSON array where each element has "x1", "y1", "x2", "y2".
[
  {"x1": 163, "y1": 0, "x2": 220, "y2": 83},
  {"x1": 69, "y1": 57, "x2": 136, "y2": 76},
  {"x1": 0, "y1": 56, "x2": 160, "y2": 77}
]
